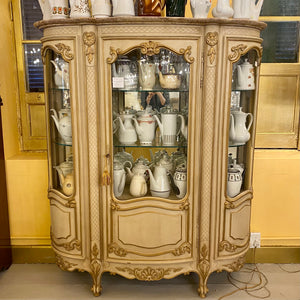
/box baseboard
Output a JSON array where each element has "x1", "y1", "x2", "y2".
[
  {"x1": 11, "y1": 246, "x2": 300, "y2": 264},
  {"x1": 12, "y1": 246, "x2": 56, "y2": 264},
  {"x1": 245, "y1": 247, "x2": 300, "y2": 263}
]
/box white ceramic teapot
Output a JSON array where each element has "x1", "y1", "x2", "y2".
[
  {"x1": 54, "y1": 167, "x2": 74, "y2": 196},
  {"x1": 54, "y1": 158, "x2": 73, "y2": 179},
  {"x1": 154, "y1": 105, "x2": 183, "y2": 146},
  {"x1": 50, "y1": 108, "x2": 72, "y2": 145},
  {"x1": 148, "y1": 164, "x2": 171, "y2": 198},
  {"x1": 69, "y1": 0, "x2": 91, "y2": 18},
  {"x1": 116, "y1": 108, "x2": 137, "y2": 144},
  {"x1": 227, "y1": 167, "x2": 242, "y2": 198},
  {"x1": 126, "y1": 159, "x2": 149, "y2": 182},
  {"x1": 51, "y1": 60, "x2": 69, "y2": 89},
  {"x1": 236, "y1": 59, "x2": 255, "y2": 90},
  {"x1": 113, "y1": 161, "x2": 126, "y2": 197},
  {"x1": 212, "y1": 0, "x2": 234, "y2": 18},
  {"x1": 38, "y1": 0, "x2": 69, "y2": 19},
  {"x1": 229, "y1": 107, "x2": 253, "y2": 145},
  {"x1": 133, "y1": 106, "x2": 156, "y2": 144},
  {"x1": 173, "y1": 164, "x2": 187, "y2": 198},
  {"x1": 190, "y1": 0, "x2": 211, "y2": 18},
  {"x1": 158, "y1": 72, "x2": 181, "y2": 89},
  {"x1": 112, "y1": 0, "x2": 135, "y2": 16},
  {"x1": 139, "y1": 61, "x2": 156, "y2": 90},
  {"x1": 91, "y1": 0, "x2": 111, "y2": 17},
  {"x1": 129, "y1": 166, "x2": 148, "y2": 197}
]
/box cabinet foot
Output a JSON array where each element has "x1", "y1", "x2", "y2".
[
  {"x1": 198, "y1": 285, "x2": 209, "y2": 298},
  {"x1": 91, "y1": 275, "x2": 102, "y2": 297}
]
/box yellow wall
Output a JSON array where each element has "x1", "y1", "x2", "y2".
[
  {"x1": 0, "y1": 0, "x2": 299, "y2": 257},
  {"x1": 0, "y1": 0, "x2": 50, "y2": 247}
]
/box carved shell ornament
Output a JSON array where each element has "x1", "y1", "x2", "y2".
[{"x1": 107, "y1": 41, "x2": 194, "y2": 64}]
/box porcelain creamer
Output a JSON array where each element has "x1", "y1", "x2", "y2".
[
  {"x1": 236, "y1": 59, "x2": 255, "y2": 90},
  {"x1": 50, "y1": 108, "x2": 72, "y2": 145}
]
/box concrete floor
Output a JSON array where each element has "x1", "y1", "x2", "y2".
[{"x1": 0, "y1": 264, "x2": 299, "y2": 299}]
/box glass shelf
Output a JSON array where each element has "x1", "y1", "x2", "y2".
[
  {"x1": 114, "y1": 141, "x2": 187, "y2": 148},
  {"x1": 52, "y1": 139, "x2": 72, "y2": 147},
  {"x1": 112, "y1": 88, "x2": 189, "y2": 93}
]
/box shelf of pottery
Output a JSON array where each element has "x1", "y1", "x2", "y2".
[
  {"x1": 47, "y1": 52, "x2": 74, "y2": 197},
  {"x1": 112, "y1": 49, "x2": 189, "y2": 201},
  {"x1": 227, "y1": 50, "x2": 258, "y2": 199}
]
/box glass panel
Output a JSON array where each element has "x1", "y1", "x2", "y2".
[
  {"x1": 111, "y1": 48, "x2": 189, "y2": 200},
  {"x1": 21, "y1": 0, "x2": 43, "y2": 40},
  {"x1": 46, "y1": 51, "x2": 73, "y2": 196},
  {"x1": 24, "y1": 44, "x2": 44, "y2": 92},
  {"x1": 261, "y1": 22, "x2": 300, "y2": 63},
  {"x1": 228, "y1": 50, "x2": 258, "y2": 198},
  {"x1": 261, "y1": 0, "x2": 300, "y2": 16}
]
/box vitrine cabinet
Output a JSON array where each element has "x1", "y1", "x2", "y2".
[{"x1": 36, "y1": 17, "x2": 265, "y2": 298}]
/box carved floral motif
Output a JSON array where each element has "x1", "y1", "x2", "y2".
[
  {"x1": 116, "y1": 267, "x2": 182, "y2": 281},
  {"x1": 108, "y1": 243, "x2": 127, "y2": 257},
  {"x1": 206, "y1": 32, "x2": 218, "y2": 64},
  {"x1": 172, "y1": 242, "x2": 191, "y2": 256},
  {"x1": 83, "y1": 32, "x2": 96, "y2": 64}
]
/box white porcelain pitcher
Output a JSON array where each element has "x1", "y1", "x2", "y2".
[
  {"x1": 69, "y1": 0, "x2": 91, "y2": 18},
  {"x1": 113, "y1": 162, "x2": 126, "y2": 198},
  {"x1": 38, "y1": 0, "x2": 52, "y2": 20},
  {"x1": 139, "y1": 62, "x2": 156, "y2": 90},
  {"x1": 39, "y1": 0, "x2": 69, "y2": 19},
  {"x1": 190, "y1": 0, "x2": 211, "y2": 18},
  {"x1": 112, "y1": 0, "x2": 135, "y2": 16},
  {"x1": 50, "y1": 108, "x2": 72, "y2": 145},
  {"x1": 154, "y1": 106, "x2": 181, "y2": 146},
  {"x1": 212, "y1": 0, "x2": 234, "y2": 18},
  {"x1": 116, "y1": 109, "x2": 137, "y2": 145},
  {"x1": 251, "y1": 0, "x2": 264, "y2": 20},
  {"x1": 91, "y1": 0, "x2": 111, "y2": 17},
  {"x1": 227, "y1": 167, "x2": 242, "y2": 198},
  {"x1": 148, "y1": 164, "x2": 171, "y2": 198},
  {"x1": 236, "y1": 59, "x2": 255, "y2": 90},
  {"x1": 229, "y1": 107, "x2": 253, "y2": 145}
]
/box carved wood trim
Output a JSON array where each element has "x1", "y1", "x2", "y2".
[
  {"x1": 51, "y1": 231, "x2": 82, "y2": 251},
  {"x1": 41, "y1": 43, "x2": 74, "y2": 63},
  {"x1": 108, "y1": 243, "x2": 127, "y2": 257},
  {"x1": 218, "y1": 239, "x2": 249, "y2": 253},
  {"x1": 172, "y1": 242, "x2": 191, "y2": 256},
  {"x1": 116, "y1": 267, "x2": 182, "y2": 281},
  {"x1": 55, "y1": 253, "x2": 77, "y2": 271},
  {"x1": 107, "y1": 41, "x2": 194, "y2": 64},
  {"x1": 83, "y1": 32, "x2": 96, "y2": 64},
  {"x1": 228, "y1": 44, "x2": 263, "y2": 63},
  {"x1": 206, "y1": 32, "x2": 218, "y2": 65}
]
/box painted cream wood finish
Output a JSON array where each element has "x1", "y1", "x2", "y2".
[{"x1": 36, "y1": 18, "x2": 265, "y2": 298}]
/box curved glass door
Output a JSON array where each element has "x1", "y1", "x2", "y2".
[
  {"x1": 111, "y1": 47, "x2": 190, "y2": 200},
  {"x1": 46, "y1": 51, "x2": 74, "y2": 197},
  {"x1": 227, "y1": 50, "x2": 258, "y2": 198}
]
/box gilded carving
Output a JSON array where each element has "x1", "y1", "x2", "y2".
[
  {"x1": 51, "y1": 232, "x2": 81, "y2": 251},
  {"x1": 172, "y1": 242, "x2": 191, "y2": 256},
  {"x1": 197, "y1": 244, "x2": 210, "y2": 298},
  {"x1": 116, "y1": 267, "x2": 182, "y2": 281},
  {"x1": 111, "y1": 199, "x2": 120, "y2": 210},
  {"x1": 41, "y1": 43, "x2": 74, "y2": 63},
  {"x1": 56, "y1": 254, "x2": 77, "y2": 271},
  {"x1": 224, "y1": 256, "x2": 245, "y2": 272},
  {"x1": 228, "y1": 44, "x2": 263, "y2": 64},
  {"x1": 90, "y1": 243, "x2": 102, "y2": 296},
  {"x1": 206, "y1": 32, "x2": 218, "y2": 64},
  {"x1": 107, "y1": 41, "x2": 194, "y2": 64},
  {"x1": 65, "y1": 199, "x2": 76, "y2": 208},
  {"x1": 179, "y1": 200, "x2": 190, "y2": 210},
  {"x1": 218, "y1": 240, "x2": 237, "y2": 252},
  {"x1": 108, "y1": 243, "x2": 127, "y2": 257},
  {"x1": 83, "y1": 32, "x2": 96, "y2": 64}
]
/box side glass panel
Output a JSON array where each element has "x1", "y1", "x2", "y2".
[
  {"x1": 227, "y1": 50, "x2": 258, "y2": 198},
  {"x1": 46, "y1": 50, "x2": 73, "y2": 196},
  {"x1": 111, "y1": 48, "x2": 189, "y2": 200}
]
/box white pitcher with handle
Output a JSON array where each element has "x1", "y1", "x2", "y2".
[
  {"x1": 112, "y1": 0, "x2": 135, "y2": 16},
  {"x1": 229, "y1": 107, "x2": 253, "y2": 145},
  {"x1": 69, "y1": 0, "x2": 91, "y2": 18},
  {"x1": 139, "y1": 62, "x2": 156, "y2": 90},
  {"x1": 250, "y1": 0, "x2": 264, "y2": 20},
  {"x1": 91, "y1": 0, "x2": 111, "y2": 17},
  {"x1": 232, "y1": 0, "x2": 251, "y2": 19}
]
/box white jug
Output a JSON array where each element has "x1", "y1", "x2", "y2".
[
  {"x1": 117, "y1": 109, "x2": 137, "y2": 145},
  {"x1": 227, "y1": 167, "x2": 242, "y2": 198},
  {"x1": 139, "y1": 62, "x2": 156, "y2": 90},
  {"x1": 232, "y1": 0, "x2": 251, "y2": 19},
  {"x1": 50, "y1": 108, "x2": 72, "y2": 145},
  {"x1": 190, "y1": 0, "x2": 211, "y2": 18},
  {"x1": 212, "y1": 0, "x2": 234, "y2": 18},
  {"x1": 69, "y1": 0, "x2": 91, "y2": 18},
  {"x1": 113, "y1": 162, "x2": 126, "y2": 198},
  {"x1": 129, "y1": 173, "x2": 148, "y2": 197},
  {"x1": 112, "y1": 0, "x2": 135, "y2": 16},
  {"x1": 91, "y1": 0, "x2": 111, "y2": 17},
  {"x1": 51, "y1": 59, "x2": 69, "y2": 89},
  {"x1": 38, "y1": 0, "x2": 52, "y2": 20},
  {"x1": 133, "y1": 106, "x2": 156, "y2": 144},
  {"x1": 173, "y1": 164, "x2": 187, "y2": 198},
  {"x1": 154, "y1": 106, "x2": 181, "y2": 146},
  {"x1": 236, "y1": 59, "x2": 255, "y2": 90},
  {"x1": 229, "y1": 107, "x2": 253, "y2": 145},
  {"x1": 148, "y1": 164, "x2": 171, "y2": 198}
]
